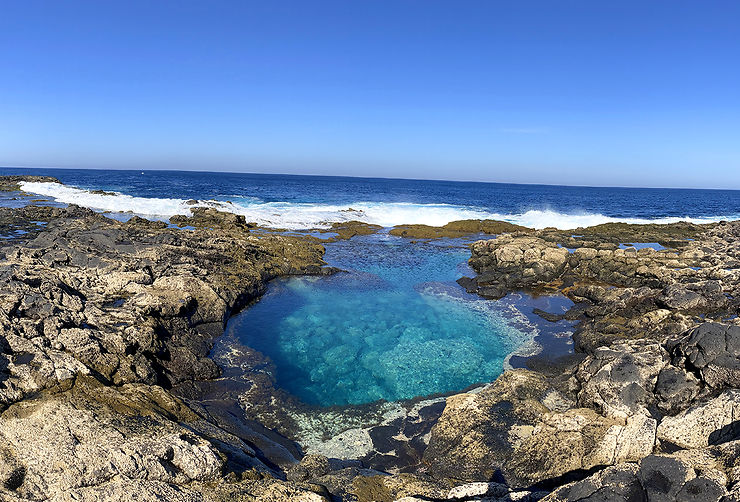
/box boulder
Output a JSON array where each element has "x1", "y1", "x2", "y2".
[
  {"x1": 541, "y1": 463, "x2": 645, "y2": 502},
  {"x1": 543, "y1": 455, "x2": 729, "y2": 502},
  {"x1": 422, "y1": 370, "x2": 558, "y2": 481},
  {"x1": 658, "y1": 282, "x2": 728, "y2": 313},
  {"x1": 657, "y1": 390, "x2": 740, "y2": 449},
  {"x1": 504, "y1": 409, "x2": 656, "y2": 488},
  {"x1": 669, "y1": 323, "x2": 740, "y2": 390},
  {"x1": 654, "y1": 365, "x2": 702, "y2": 415},
  {"x1": 575, "y1": 339, "x2": 668, "y2": 420},
  {"x1": 468, "y1": 236, "x2": 570, "y2": 294}
]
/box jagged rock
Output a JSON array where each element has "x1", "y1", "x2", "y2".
[
  {"x1": 658, "y1": 281, "x2": 729, "y2": 313},
  {"x1": 654, "y1": 365, "x2": 702, "y2": 415},
  {"x1": 504, "y1": 409, "x2": 656, "y2": 488},
  {"x1": 443, "y1": 481, "x2": 548, "y2": 501},
  {"x1": 575, "y1": 339, "x2": 668, "y2": 420},
  {"x1": 287, "y1": 454, "x2": 331, "y2": 482},
  {"x1": 657, "y1": 390, "x2": 740, "y2": 449},
  {"x1": 422, "y1": 370, "x2": 559, "y2": 481},
  {"x1": 468, "y1": 236, "x2": 570, "y2": 295},
  {"x1": 350, "y1": 473, "x2": 446, "y2": 501},
  {"x1": 669, "y1": 323, "x2": 740, "y2": 390},
  {"x1": 0, "y1": 378, "x2": 281, "y2": 499},
  {"x1": 47, "y1": 478, "x2": 205, "y2": 502},
  {"x1": 544, "y1": 455, "x2": 730, "y2": 502},
  {"x1": 3, "y1": 179, "x2": 740, "y2": 501},
  {"x1": 638, "y1": 455, "x2": 697, "y2": 502},
  {"x1": 170, "y1": 207, "x2": 251, "y2": 230},
  {"x1": 0, "y1": 204, "x2": 328, "y2": 406},
  {"x1": 541, "y1": 463, "x2": 646, "y2": 502},
  {"x1": 0, "y1": 175, "x2": 60, "y2": 192},
  {"x1": 216, "y1": 478, "x2": 331, "y2": 501}
]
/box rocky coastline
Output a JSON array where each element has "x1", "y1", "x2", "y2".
[{"x1": 1, "y1": 175, "x2": 739, "y2": 501}]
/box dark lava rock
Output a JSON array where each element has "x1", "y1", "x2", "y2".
[
  {"x1": 170, "y1": 206, "x2": 252, "y2": 229},
  {"x1": 0, "y1": 175, "x2": 60, "y2": 191},
  {"x1": 543, "y1": 463, "x2": 647, "y2": 502},
  {"x1": 638, "y1": 455, "x2": 695, "y2": 502},
  {"x1": 654, "y1": 365, "x2": 702, "y2": 415},
  {"x1": 545, "y1": 456, "x2": 730, "y2": 502},
  {"x1": 669, "y1": 322, "x2": 740, "y2": 389}
]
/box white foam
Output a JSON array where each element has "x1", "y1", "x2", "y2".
[
  {"x1": 20, "y1": 181, "x2": 737, "y2": 230},
  {"x1": 20, "y1": 181, "x2": 191, "y2": 219},
  {"x1": 485, "y1": 209, "x2": 730, "y2": 230}
]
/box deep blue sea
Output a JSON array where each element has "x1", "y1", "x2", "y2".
[
  {"x1": 3, "y1": 167, "x2": 740, "y2": 229},
  {"x1": 3, "y1": 166, "x2": 739, "y2": 406}
]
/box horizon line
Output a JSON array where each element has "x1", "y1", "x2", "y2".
[{"x1": 2, "y1": 164, "x2": 739, "y2": 193}]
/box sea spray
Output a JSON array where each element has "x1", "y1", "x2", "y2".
[{"x1": 20, "y1": 180, "x2": 734, "y2": 230}]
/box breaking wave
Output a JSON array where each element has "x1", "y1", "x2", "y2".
[{"x1": 20, "y1": 181, "x2": 736, "y2": 230}]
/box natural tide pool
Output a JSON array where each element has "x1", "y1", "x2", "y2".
[{"x1": 226, "y1": 233, "x2": 540, "y2": 406}]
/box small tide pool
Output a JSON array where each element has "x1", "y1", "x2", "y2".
[
  {"x1": 619, "y1": 242, "x2": 666, "y2": 250},
  {"x1": 226, "y1": 233, "x2": 542, "y2": 406}
]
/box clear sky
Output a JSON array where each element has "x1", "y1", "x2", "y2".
[{"x1": 1, "y1": 1, "x2": 738, "y2": 188}]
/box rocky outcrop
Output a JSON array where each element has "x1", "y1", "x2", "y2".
[
  {"x1": 543, "y1": 436, "x2": 740, "y2": 502},
  {"x1": 421, "y1": 370, "x2": 567, "y2": 482},
  {"x1": 542, "y1": 454, "x2": 732, "y2": 502},
  {"x1": 504, "y1": 409, "x2": 656, "y2": 488},
  {"x1": 0, "y1": 175, "x2": 59, "y2": 192},
  {"x1": 463, "y1": 236, "x2": 570, "y2": 298},
  {"x1": 423, "y1": 220, "x2": 740, "y2": 500},
  {"x1": 657, "y1": 390, "x2": 740, "y2": 449},
  {"x1": 0, "y1": 200, "x2": 337, "y2": 499},
  {"x1": 390, "y1": 220, "x2": 531, "y2": 239},
  {"x1": 669, "y1": 323, "x2": 740, "y2": 390},
  {"x1": 0, "y1": 204, "x2": 328, "y2": 403},
  {"x1": 170, "y1": 207, "x2": 253, "y2": 230},
  {"x1": 574, "y1": 339, "x2": 669, "y2": 419}
]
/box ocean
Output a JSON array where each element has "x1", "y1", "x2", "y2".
[{"x1": 3, "y1": 167, "x2": 740, "y2": 230}]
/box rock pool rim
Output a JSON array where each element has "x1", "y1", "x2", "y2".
[{"x1": 225, "y1": 229, "x2": 565, "y2": 407}]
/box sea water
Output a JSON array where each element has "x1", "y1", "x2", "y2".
[
  {"x1": 226, "y1": 234, "x2": 532, "y2": 406},
  {"x1": 5, "y1": 167, "x2": 740, "y2": 230}
]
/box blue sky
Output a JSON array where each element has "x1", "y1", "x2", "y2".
[{"x1": 1, "y1": 1, "x2": 738, "y2": 188}]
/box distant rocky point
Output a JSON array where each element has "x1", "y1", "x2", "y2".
[{"x1": 0, "y1": 174, "x2": 60, "y2": 192}]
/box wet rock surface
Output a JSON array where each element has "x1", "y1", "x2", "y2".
[{"x1": 1, "y1": 176, "x2": 740, "y2": 501}]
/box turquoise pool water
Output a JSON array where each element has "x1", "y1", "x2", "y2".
[{"x1": 227, "y1": 234, "x2": 534, "y2": 406}]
